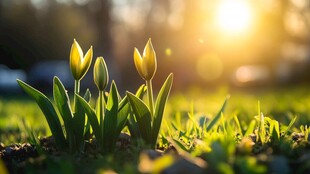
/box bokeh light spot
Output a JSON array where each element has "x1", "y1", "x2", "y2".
[
  {"x1": 235, "y1": 65, "x2": 269, "y2": 84},
  {"x1": 165, "y1": 48, "x2": 172, "y2": 56}
]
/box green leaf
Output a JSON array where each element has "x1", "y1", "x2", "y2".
[
  {"x1": 53, "y1": 77, "x2": 76, "y2": 151},
  {"x1": 126, "y1": 84, "x2": 146, "y2": 139},
  {"x1": 83, "y1": 89, "x2": 91, "y2": 103},
  {"x1": 127, "y1": 113, "x2": 141, "y2": 139},
  {"x1": 127, "y1": 91, "x2": 152, "y2": 144},
  {"x1": 152, "y1": 73, "x2": 173, "y2": 146},
  {"x1": 17, "y1": 79, "x2": 66, "y2": 148},
  {"x1": 116, "y1": 96, "x2": 130, "y2": 135},
  {"x1": 73, "y1": 97, "x2": 86, "y2": 150},
  {"x1": 136, "y1": 84, "x2": 146, "y2": 99},
  {"x1": 83, "y1": 89, "x2": 92, "y2": 137},
  {"x1": 206, "y1": 96, "x2": 229, "y2": 132},
  {"x1": 118, "y1": 95, "x2": 128, "y2": 112},
  {"x1": 103, "y1": 81, "x2": 119, "y2": 150},
  {"x1": 116, "y1": 104, "x2": 130, "y2": 134},
  {"x1": 53, "y1": 77, "x2": 73, "y2": 137},
  {"x1": 76, "y1": 95, "x2": 101, "y2": 143}
]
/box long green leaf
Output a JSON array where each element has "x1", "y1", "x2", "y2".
[
  {"x1": 53, "y1": 77, "x2": 73, "y2": 137},
  {"x1": 76, "y1": 95, "x2": 101, "y2": 143},
  {"x1": 206, "y1": 96, "x2": 229, "y2": 132},
  {"x1": 152, "y1": 74, "x2": 173, "y2": 146},
  {"x1": 73, "y1": 97, "x2": 86, "y2": 150},
  {"x1": 127, "y1": 91, "x2": 152, "y2": 144},
  {"x1": 53, "y1": 76, "x2": 76, "y2": 151},
  {"x1": 83, "y1": 89, "x2": 92, "y2": 138},
  {"x1": 116, "y1": 95, "x2": 130, "y2": 135},
  {"x1": 103, "y1": 81, "x2": 119, "y2": 151},
  {"x1": 127, "y1": 113, "x2": 140, "y2": 139},
  {"x1": 17, "y1": 79, "x2": 66, "y2": 148},
  {"x1": 126, "y1": 85, "x2": 146, "y2": 139},
  {"x1": 116, "y1": 103, "x2": 130, "y2": 134}
]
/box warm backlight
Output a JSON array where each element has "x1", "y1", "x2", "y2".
[{"x1": 216, "y1": 0, "x2": 252, "y2": 34}]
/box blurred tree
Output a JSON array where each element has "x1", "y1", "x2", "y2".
[{"x1": 1, "y1": 0, "x2": 310, "y2": 89}]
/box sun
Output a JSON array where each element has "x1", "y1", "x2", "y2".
[{"x1": 216, "y1": 0, "x2": 253, "y2": 34}]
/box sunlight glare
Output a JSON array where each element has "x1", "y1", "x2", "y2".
[{"x1": 216, "y1": 0, "x2": 253, "y2": 34}]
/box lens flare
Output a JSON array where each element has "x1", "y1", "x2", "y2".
[{"x1": 216, "y1": 0, "x2": 253, "y2": 34}]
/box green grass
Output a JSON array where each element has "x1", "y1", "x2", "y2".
[
  {"x1": 0, "y1": 96, "x2": 49, "y2": 144},
  {"x1": 166, "y1": 86, "x2": 310, "y2": 125},
  {"x1": 1, "y1": 85, "x2": 310, "y2": 173}
]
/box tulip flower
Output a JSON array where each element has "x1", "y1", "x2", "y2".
[
  {"x1": 93, "y1": 57, "x2": 109, "y2": 140},
  {"x1": 134, "y1": 39, "x2": 157, "y2": 81},
  {"x1": 133, "y1": 39, "x2": 157, "y2": 116},
  {"x1": 70, "y1": 39, "x2": 93, "y2": 81},
  {"x1": 94, "y1": 57, "x2": 109, "y2": 91},
  {"x1": 70, "y1": 39, "x2": 93, "y2": 112}
]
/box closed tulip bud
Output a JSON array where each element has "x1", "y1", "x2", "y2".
[
  {"x1": 70, "y1": 39, "x2": 93, "y2": 80},
  {"x1": 94, "y1": 57, "x2": 109, "y2": 91},
  {"x1": 134, "y1": 39, "x2": 157, "y2": 81}
]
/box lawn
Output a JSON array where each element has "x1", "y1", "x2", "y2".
[{"x1": 1, "y1": 85, "x2": 310, "y2": 174}]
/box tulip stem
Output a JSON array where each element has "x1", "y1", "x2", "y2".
[
  {"x1": 146, "y1": 80, "x2": 154, "y2": 117},
  {"x1": 98, "y1": 90, "x2": 105, "y2": 146},
  {"x1": 74, "y1": 80, "x2": 80, "y2": 112}
]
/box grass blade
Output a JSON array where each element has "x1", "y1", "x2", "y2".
[
  {"x1": 283, "y1": 116, "x2": 297, "y2": 135},
  {"x1": 233, "y1": 115, "x2": 243, "y2": 136},
  {"x1": 259, "y1": 112, "x2": 266, "y2": 144},
  {"x1": 206, "y1": 96, "x2": 229, "y2": 132},
  {"x1": 244, "y1": 120, "x2": 256, "y2": 137}
]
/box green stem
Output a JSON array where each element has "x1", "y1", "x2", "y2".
[
  {"x1": 74, "y1": 79, "x2": 80, "y2": 112},
  {"x1": 146, "y1": 80, "x2": 154, "y2": 117},
  {"x1": 99, "y1": 90, "x2": 104, "y2": 146}
]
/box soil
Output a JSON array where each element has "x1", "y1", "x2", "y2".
[{"x1": 0, "y1": 133, "x2": 133, "y2": 173}]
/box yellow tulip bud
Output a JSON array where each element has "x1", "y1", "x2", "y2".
[
  {"x1": 94, "y1": 57, "x2": 109, "y2": 91},
  {"x1": 134, "y1": 39, "x2": 157, "y2": 81},
  {"x1": 70, "y1": 39, "x2": 93, "y2": 80}
]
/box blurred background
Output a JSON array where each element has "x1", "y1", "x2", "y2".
[{"x1": 1, "y1": 0, "x2": 310, "y2": 94}]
